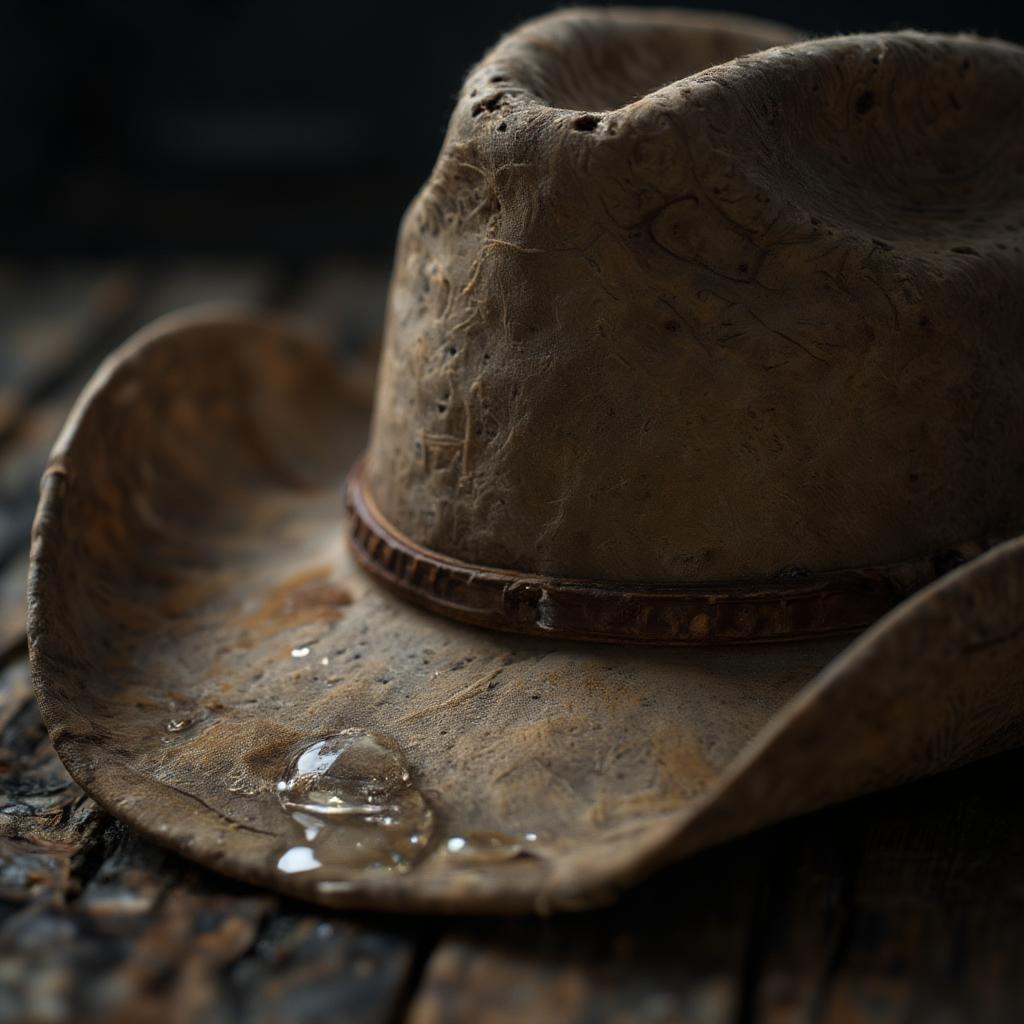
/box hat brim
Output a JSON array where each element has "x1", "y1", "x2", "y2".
[{"x1": 28, "y1": 311, "x2": 1024, "y2": 914}]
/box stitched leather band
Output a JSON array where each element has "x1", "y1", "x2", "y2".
[{"x1": 345, "y1": 458, "x2": 986, "y2": 645}]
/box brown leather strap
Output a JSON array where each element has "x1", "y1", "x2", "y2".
[{"x1": 346, "y1": 459, "x2": 985, "y2": 645}]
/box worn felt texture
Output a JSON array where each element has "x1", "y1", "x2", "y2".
[{"x1": 367, "y1": 8, "x2": 1024, "y2": 582}]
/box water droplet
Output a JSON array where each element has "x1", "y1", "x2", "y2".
[
  {"x1": 524, "y1": 832, "x2": 538, "y2": 842},
  {"x1": 164, "y1": 708, "x2": 210, "y2": 733},
  {"x1": 277, "y1": 846, "x2": 322, "y2": 874},
  {"x1": 441, "y1": 831, "x2": 527, "y2": 864},
  {"x1": 274, "y1": 730, "x2": 434, "y2": 880},
  {"x1": 291, "y1": 646, "x2": 311, "y2": 659}
]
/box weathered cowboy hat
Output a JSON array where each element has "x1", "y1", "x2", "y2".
[{"x1": 28, "y1": 8, "x2": 1024, "y2": 914}]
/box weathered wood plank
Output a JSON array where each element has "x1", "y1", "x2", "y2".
[
  {"x1": 0, "y1": 659, "x2": 108, "y2": 905},
  {"x1": 816, "y1": 752, "x2": 1024, "y2": 1024},
  {"x1": 406, "y1": 835, "x2": 777, "y2": 1024},
  {"x1": 728, "y1": 747, "x2": 1024, "y2": 1024},
  {"x1": 0, "y1": 553, "x2": 28, "y2": 662},
  {"x1": 0, "y1": 878, "x2": 423, "y2": 1024},
  {"x1": 0, "y1": 397, "x2": 74, "y2": 567},
  {"x1": 0, "y1": 265, "x2": 137, "y2": 440},
  {"x1": 221, "y1": 909, "x2": 423, "y2": 1024}
]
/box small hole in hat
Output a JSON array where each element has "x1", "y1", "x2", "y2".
[
  {"x1": 471, "y1": 93, "x2": 506, "y2": 117},
  {"x1": 855, "y1": 91, "x2": 875, "y2": 115}
]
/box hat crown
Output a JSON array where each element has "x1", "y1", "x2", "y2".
[{"x1": 366, "y1": 8, "x2": 1024, "y2": 584}]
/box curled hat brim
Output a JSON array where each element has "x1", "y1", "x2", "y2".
[{"x1": 27, "y1": 311, "x2": 1024, "y2": 914}]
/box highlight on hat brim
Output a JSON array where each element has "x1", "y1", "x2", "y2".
[{"x1": 27, "y1": 310, "x2": 1024, "y2": 914}]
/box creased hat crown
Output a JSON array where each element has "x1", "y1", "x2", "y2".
[{"x1": 367, "y1": 7, "x2": 1024, "y2": 585}]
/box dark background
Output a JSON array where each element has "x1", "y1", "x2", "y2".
[{"x1": 4, "y1": 0, "x2": 1022, "y2": 262}]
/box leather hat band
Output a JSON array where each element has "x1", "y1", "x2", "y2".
[{"x1": 346, "y1": 459, "x2": 985, "y2": 646}]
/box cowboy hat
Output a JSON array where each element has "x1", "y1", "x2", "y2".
[{"x1": 28, "y1": 8, "x2": 1024, "y2": 914}]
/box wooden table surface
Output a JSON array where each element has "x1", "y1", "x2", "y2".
[{"x1": 2, "y1": 261, "x2": 1023, "y2": 1024}]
